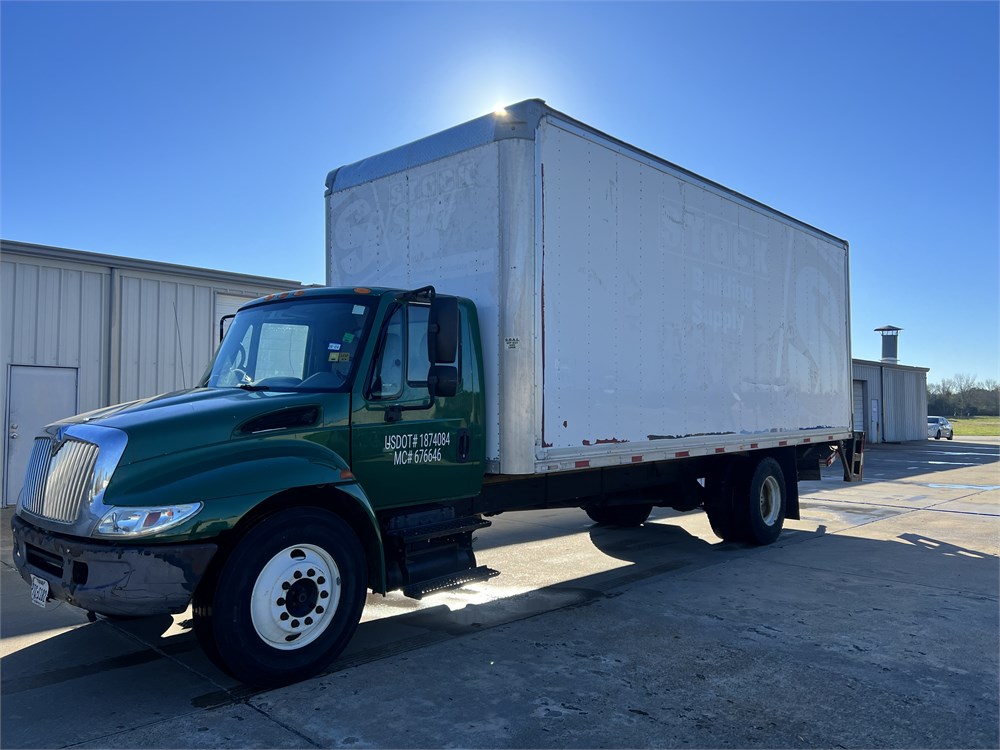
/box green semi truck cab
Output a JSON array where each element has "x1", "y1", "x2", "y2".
[{"x1": 12, "y1": 286, "x2": 504, "y2": 685}]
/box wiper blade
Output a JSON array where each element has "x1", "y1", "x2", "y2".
[{"x1": 237, "y1": 383, "x2": 271, "y2": 391}]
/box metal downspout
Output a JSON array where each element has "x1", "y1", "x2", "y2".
[{"x1": 107, "y1": 266, "x2": 120, "y2": 407}]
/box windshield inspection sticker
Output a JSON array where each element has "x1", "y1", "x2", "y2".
[
  {"x1": 328, "y1": 343, "x2": 342, "y2": 351},
  {"x1": 329, "y1": 352, "x2": 351, "y2": 362},
  {"x1": 385, "y1": 431, "x2": 451, "y2": 465},
  {"x1": 352, "y1": 305, "x2": 365, "y2": 316},
  {"x1": 342, "y1": 333, "x2": 355, "y2": 343}
]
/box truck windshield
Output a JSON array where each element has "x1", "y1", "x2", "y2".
[{"x1": 202, "y1": 297, "x2": 374, "y2": 392}]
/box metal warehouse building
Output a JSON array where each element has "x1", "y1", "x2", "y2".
[
  {"x1": 851, "y1": 359, "x2": 929, "y2": 444},
  {"x1": 1, "y1": 240, "x2": 307, "y2": 506}
]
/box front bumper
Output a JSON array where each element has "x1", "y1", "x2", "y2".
[{"x1": 10, "y1": 514, "x2": 217, "y2": 616}]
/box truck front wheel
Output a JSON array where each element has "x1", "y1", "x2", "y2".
[{"x1": 193, "y1": 508, "x2": 367, "y2": 687}]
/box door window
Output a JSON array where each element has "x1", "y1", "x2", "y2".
[
  {"x1": 371, "y1": 306, "x2": 405, "y2": 399},
  {"x1": 369, "y1": 302, "x2": 458, "y2": 399},
  {"x1": 406, "y1": 304, "x2": 431, "y2": 386}
]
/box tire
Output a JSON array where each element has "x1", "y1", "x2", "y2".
[
  {"x1": 193, "y1": 508, "x2": 367, "y2": 687},
  {"x1": 741, "y1": 457, "x2": 786, "y2": 546},
  {"x1": 704, "y1": 463, "x2": 749, "y2": 542},
  {"x1": 585, "y1": 504, "x2": 653, "y2": 527},
  {"x1": 947, "y1": 432, "x2": 953, "y2": 441},
  {"x1": 935, "y1": 430, "x2": 942, "y2": 440}
]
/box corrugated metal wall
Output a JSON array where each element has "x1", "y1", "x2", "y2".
[
  {"x1": 1, "y1": 255, "x2": 111, "y2": 501},
  {"x1": 1, "y1": 256, "x2": 110, "y2": 415},
  {"x1": 851, "y1": 360, "x2": 928, "y2": 443},
  {"x1": 118, "y1": 274, "x2": 217, "y2": 402},
  {"x1": 2, "y1": 242, "x2": 303, "y2": 505},
  {"x1": 852, "y1": 362, "x2": 883, "y2": 442},
  {"x1": 882, "y1": 367, "x2": 929, "y2": 442}
]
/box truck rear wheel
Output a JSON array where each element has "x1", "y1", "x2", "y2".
[
  {"x1": 193, "y1": 508, "x2": 367, "y2": 687},
  {"x1": 741, "y1": 457, "x2": 786, "y2": 546},
  {"x1": 704, "y1": 464, "x2": 748, "y2": 542},
  {"x1": 585, "y1": 504, "x2": 653, "y2": 527},
  {"x1": 705, "y1": 456, "x2": 787, "y2": 545}
]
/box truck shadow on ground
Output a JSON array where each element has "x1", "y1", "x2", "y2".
[{"x1": 3, "y1": 512, "x2": 997, "y2": 732}]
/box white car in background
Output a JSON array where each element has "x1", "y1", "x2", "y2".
[{"x1": 927, "y1": 416, "x2": 954, "y2": 440}]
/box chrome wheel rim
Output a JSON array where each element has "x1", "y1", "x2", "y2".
[
  {"x1": 250, "y1": 544, "x2": 342, "y2": 650},
  {"x1": 759, "y1": 475, "x2": 782, "y2": 526}
]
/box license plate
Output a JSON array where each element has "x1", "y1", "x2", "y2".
[{"x1": 30, "y1": 575, "x2": 49, "y2": 609}]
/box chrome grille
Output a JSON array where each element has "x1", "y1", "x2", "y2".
[{"x1": 19, "y1": 437, "x2": 99, "y2": 523}]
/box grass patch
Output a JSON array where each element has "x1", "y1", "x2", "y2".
[{"x1": 948, "y1": 416, "x2": 1000, "y2": 437}]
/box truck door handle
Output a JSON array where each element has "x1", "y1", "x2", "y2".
[{"x1": 457, "y1": 429, "x2": 471, "y2": 463}]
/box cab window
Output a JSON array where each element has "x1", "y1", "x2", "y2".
[
  {"x1": 369, "y1": 301, "x2": 459, "y2": 400},
  {"x1": 256, "y1": 323, "x2": 308, "y2": 380}
]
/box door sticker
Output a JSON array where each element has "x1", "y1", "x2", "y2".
[{"x1": 385, "y1": 431, "x2": 451, "y2": 465}]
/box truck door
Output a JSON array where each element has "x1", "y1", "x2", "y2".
[{"x1": 350, "y1": 300, "x2": 482, "y2": 509}]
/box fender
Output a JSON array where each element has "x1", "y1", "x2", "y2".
[
  {"x1": 103, "y1": 438, "x2": 388, "y2": 591},
  {"x1": 210, "y1": 480, "x2": 388, "y2": 595}
]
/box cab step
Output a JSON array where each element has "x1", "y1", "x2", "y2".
[
  {"x1": 389, "y1": 516, "x2": 492, "y2": 543},
  {"x1": 402, "y1": 565, "x2": 500, "y2": 600}
]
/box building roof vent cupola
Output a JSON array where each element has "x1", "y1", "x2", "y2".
[{"x1": 875, "y1": 325, "x2": 902, "y2": 364}]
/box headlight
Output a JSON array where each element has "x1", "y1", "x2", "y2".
[{"x1": 95, "y1": 503, "x2": 202, "y2": 537}]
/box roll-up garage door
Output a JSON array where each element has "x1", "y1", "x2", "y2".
[{"x1": 852, "y1": 380, "x2": 865, "y2": 432}]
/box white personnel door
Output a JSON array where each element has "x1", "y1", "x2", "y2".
[{"x1": 4, "y1": 366, "x2": 79, "y2": 506}]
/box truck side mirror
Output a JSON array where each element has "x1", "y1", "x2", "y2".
[
  {"x1": 219, "y1": 314, "x2": 235, "y2": 344},
  {"x1": 427, "y1": 365, "x2": 458, "y2": 398},
  {"x1": 428, "y1": 297, "x2": 458, "y2": 364}
]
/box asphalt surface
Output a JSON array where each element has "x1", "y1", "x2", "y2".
[{"x1": 1, "y1": 437, "x2": 998, "y2": 749}]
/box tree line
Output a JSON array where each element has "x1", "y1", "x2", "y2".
[{"x1": 927, "y1": 374, "x2": 1000, "y2": 417}]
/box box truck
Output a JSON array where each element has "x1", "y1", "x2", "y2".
[{"x1": 12, "y1": 100, "x2": 863, "y2": 687}]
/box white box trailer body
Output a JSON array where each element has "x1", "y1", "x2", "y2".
[{"x1": 326, "y1": 99, "x2": 853, "y2": 476}]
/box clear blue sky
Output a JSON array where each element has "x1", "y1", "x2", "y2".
[{"x1": 2, "y1": 1, "x2": 997, "y2": 384}]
